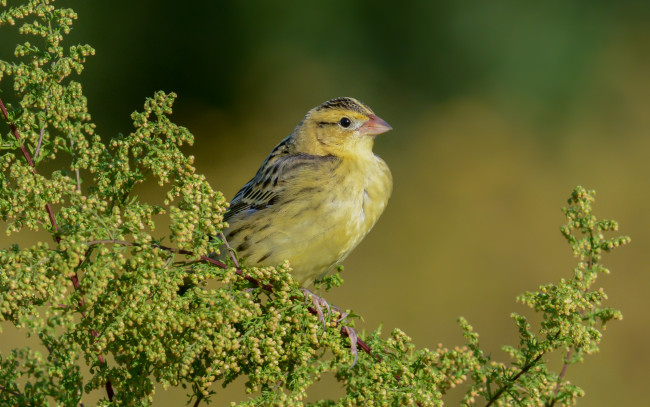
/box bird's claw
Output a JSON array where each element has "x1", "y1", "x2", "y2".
[
  {"x1": 341, "y1": 326, "x2": 359, "y2": 368},
  {"x1": 300, "y1": 289, "x2": 359, "y2": 367},
  {"x1": 301, "y1": 288, "x2": 331, "y2": 329}
]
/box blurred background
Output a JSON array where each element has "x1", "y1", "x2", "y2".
[{"x1": 2, "y1": 0, "x2": 649, "y2": 405}]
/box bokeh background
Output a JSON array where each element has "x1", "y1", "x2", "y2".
[{"x1": 2, "y1": 0, "x2": 650, "y2": 405}]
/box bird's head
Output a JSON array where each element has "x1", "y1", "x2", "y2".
[{"x1": 292, "y1": 97, "x2": 392, "y2": 158}]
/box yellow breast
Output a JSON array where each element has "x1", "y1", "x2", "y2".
[{"x1": 226, "y1": 153, "x2": 392, "y2": 286}]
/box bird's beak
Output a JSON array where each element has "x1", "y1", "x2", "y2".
[{"x1": 360, "y1": 114, "x2": 392, "y2": 136}]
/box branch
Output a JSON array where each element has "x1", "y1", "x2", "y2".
[
  {"x1": 0, "y1": 384, "x2": 23, "y2": 398},
  {"x1": 548, "y1": 349, "x2": 572, "y2": 407},
  {"x1": 485, "y1": 352, "x2": 545, "y2": 407},
  {"x1": 0, "y1": 96, "x2": 59, "y2": 241},
  {"x1": 84, "y1": 239, "x2": 376, "y2": 358},
  {"x1": 0, "y1": 96, "x2": 113, "y2": 401},
  {"x1": 550, "y1": 236, "x2": 596, "y2": 406},
  {"x1": 86, "y1": 238, "x2": 378, "y2": 406},
  {"x1": 86, "y1": 239, "x2": 275, "y2": 291}
]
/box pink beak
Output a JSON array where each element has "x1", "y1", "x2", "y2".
[{"x1": 361, "y1": 114, "x2": 393, "y2": 136}]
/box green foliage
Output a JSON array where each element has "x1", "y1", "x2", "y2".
[
  {"x1": 0, "y1": 1, "x2": 630, "y2": 406},
  {"x1": 457, "y1": 186, "x2": 629, "y2": 406}
]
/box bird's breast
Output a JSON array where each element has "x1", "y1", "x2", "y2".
[
  {"x1": 324, "y1": 155, "x2": 392, "y2": 253},
  {"x1": 225, "y1": 154, "x2": 391, "y2": 286}
]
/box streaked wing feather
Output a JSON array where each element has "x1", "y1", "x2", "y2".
[{"x1": 225, "y1": 152, "x2": 337, "y2": 222}]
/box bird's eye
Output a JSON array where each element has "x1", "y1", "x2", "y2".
[{"x1": 338, "y1": 117, "x2": 352, "y2": 128}]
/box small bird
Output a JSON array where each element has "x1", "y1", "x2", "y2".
[{"x1": 222, "y1": 97, "x2": 392, "y2": 286}]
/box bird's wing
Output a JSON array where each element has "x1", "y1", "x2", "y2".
[{"x1": 225, "y1": 153, "x2": 338, "y2": 221}]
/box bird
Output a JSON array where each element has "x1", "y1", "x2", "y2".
[{"x1": 221, "y1": 97, "x2": 392, "y2": 287}]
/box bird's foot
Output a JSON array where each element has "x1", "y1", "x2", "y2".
[
  {"x1": 301, "y1": 288, "x2": 332, "y2": 329},
  {"x1": 300, "y1": 288, "x2": 359, "y2": 367}
]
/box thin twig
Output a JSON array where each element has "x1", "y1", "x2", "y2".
[
  {"x1": 0, "y1": 95, "x2": 113, "y2": 401},
  {"x1": 550, "y1": 248, "x2": 595, "y2": 405},
  {"x1": 0, "y1": 96, "x2": 59, "y2": 242},
  {"x1": 34, "y1": 114, "x2": 46, "y2": 158},
  {"x1": 549, "y1": 349, "x2": 572, "y2": 407},
  {"x1": 73, "y1": 249, "x2": 114, "y2": 397},
  {"x1": 0, "y1": 384, "x2": 23, "y2": 397},
  {"x1": 219, "y1": 231, "x2": 239, "y2": 268},
  {"x1": 0, "y1": 97, "x2": 36, "y2": 168},
  {"x1": 484, "y1": 352, "x2": 545, "y2": 407},
  {"x1": 488, "y1": 223, "x2": 601, "y2": 407}
]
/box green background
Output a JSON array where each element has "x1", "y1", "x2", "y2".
[{"x1": 2, "y1": 0, "x2": 649, "y2": 405}]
